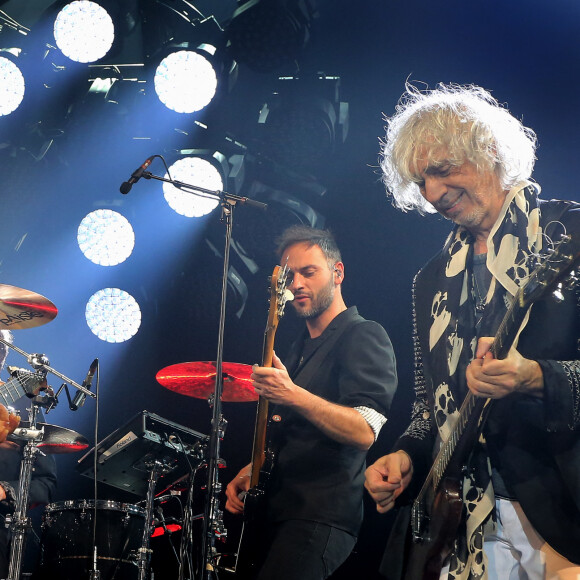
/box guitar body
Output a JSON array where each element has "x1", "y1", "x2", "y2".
[
  {"x1": 404, "y1": 477, "x2": 463, "y2": 580},
  {"x1": 236, "y1": 442, "x2": 278, "y2": 578}
]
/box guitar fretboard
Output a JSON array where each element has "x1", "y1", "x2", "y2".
[{"x1": 0, "y1": 370, "x2": 40, "y2": 407}]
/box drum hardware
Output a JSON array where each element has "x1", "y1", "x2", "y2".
[
  {"x1": 40, "y1": 499, "x2": 147, "y2": 580},
  {"x1": 0, "y1": 338, "x2": 96, "y2": 405},
  {"x1": 5, "y1": 392, "x2": 87, "y2": 580},
  {"x1": 0, "y1": 333, "x2": 95, "y2": 580},
  {"x1": 131, "y1": 161, "x2": 267, "y2": 579},
  {"x1": 136, "y1": 458, "x2": 178, "y2": 580},
  {"x1": 77, "y1": 411, "x2": 209, "y2": 579}
]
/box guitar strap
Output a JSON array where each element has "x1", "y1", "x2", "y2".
[
  {"x1": 288, "y1": 309, "x2": 365, "y2": 385},
  {"x1": 269, "y1": 309, "x2": 366, "y2": 430}
]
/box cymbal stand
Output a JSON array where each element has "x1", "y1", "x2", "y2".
[
  {"x1": 5, "y1": 395, "x2": 53, "y2": 580},
  {"x1": 142, "y1": 170, "x2": 267, "y2": 579},
  {"x1": 137, "y1": 459, "x2": 173, "y2": 580}
]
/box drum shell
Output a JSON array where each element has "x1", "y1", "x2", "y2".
[{"x1": 40, "y1": 499, "x2": 145, "y2": 580}]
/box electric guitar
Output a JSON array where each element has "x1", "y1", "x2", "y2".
[
  {"x1": 404, "y1": 234, "x2": 580, "y2": 580},
  {"x1": 0, "y1": 367, "x2": 47, "y2": 443},
  {"x1": 235, "y1": 263, "x2": 291, "y2": 577}
]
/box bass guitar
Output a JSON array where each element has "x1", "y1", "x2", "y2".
[
  {"x1": 404, "y1": 234, "x2": 580, "y2": 580},
  {"x1": 235, "y1": 263, "x2": 291, "y2": 577}
]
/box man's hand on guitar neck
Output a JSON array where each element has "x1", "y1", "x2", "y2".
[
  {"x1": 225, "y1": 463, "x2": 251, "y2": 515},
  {"x1": 466, "y1": 337, "x2": 544, "y2": 399},
  {"x1": 364, "y1": 450, "x2": 413, "y2": 514}
]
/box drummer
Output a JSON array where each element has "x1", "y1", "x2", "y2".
[{"x1": 0, "y1": 329, "x2": 57, "y2": 577}]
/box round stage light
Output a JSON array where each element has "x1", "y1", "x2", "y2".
[
  {"x1": 54, "y1": 1, "x2": 115, "y2": 63},
  {"x1": 163, "y1": 157, "x2": 222, "y2": 217},
  {"x1": 77, "y1": 209, "x2": 135, "y2": 266},
  {"x1": 0, "y1": 56, "x2": 25, "y2": 116},
  {"x1": 154, "y1": 49, "x2": 218, "y2": 114},
  {"x1": 85, "y1": 288, "x2": 141, "y2": 343}
]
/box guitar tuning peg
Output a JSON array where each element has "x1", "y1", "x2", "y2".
[
  {"x1": 552, "y1": 282, "x2": 565, "y2": 303},
  {"x1": 563, "y1": 270, "x2": 578, "y2": 290}
]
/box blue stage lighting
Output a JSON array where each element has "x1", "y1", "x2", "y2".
[
  {"x1": 0, "y1": 54, "x2": 25, "y2": 116},
  {"x1": 153, "y1": 47, "x2": 218, "y2": 114},
  {"x1": 85, "y1": 288, "x2": 141, "y2": 343},
  {"x1": 53, "y1": 1, "x2": 115, "y2": 63},
  {"x1": 77, "y1": 209, "x2": 135, "y2": 266},
  {"x1": 163, "y1": 156, "x2": 224, "y2": 217}
]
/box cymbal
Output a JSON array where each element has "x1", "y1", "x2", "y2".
[
  {"x1": 156, "y1": 362, "x2": 257, "y2": 403},
  {"x1": 0, "y1": 284, "x2": 58, "y2": 330},
  {"x1": 11, "y1": 422, "x2": 89, "y2": 454}
]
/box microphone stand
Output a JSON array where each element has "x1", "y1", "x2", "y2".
[{"x1": 143, "y1": 171, "x2": 266, "y2": 579}]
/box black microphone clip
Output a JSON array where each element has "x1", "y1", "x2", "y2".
[
  {"x1": 70, "y1": 358, "x2": 98, "y2": 411},
  {"x1": 120, "y1": 156, "x2": 155, "y2": 194}
]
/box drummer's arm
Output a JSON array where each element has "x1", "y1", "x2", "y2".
[
  {"x1": 0, "y1": 441, "x2": 20, "y2": 508},
  {"x1": 28, "y1": 452, "x2": 57, "y2": 507}
]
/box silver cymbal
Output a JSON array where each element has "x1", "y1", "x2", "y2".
[
  {"x1": 11, "y1": 422, "x2": 88, "y2": 454},
  {"x1": 0, "y1": 284, "x2": 57, "y2": 330}
]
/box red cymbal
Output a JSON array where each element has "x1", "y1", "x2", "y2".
[
  {"x1": 0, "y1": 284, "x2": 58, "y2": 330},
  {"x1": 156, "y1": 361, "x2": 256, "y2": 402}
]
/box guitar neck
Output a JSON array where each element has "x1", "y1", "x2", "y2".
[
  {"x1": 420, "y1": 286, "x2": 529, "y2": 498},
  {"x1": 0, "y1": 374, "x2": 28, "y2": 407},
  {"x1": 249, "y1": 322, "x2": 277, "y2": 487}
]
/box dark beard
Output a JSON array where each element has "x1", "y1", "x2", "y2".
[{"x1": 293, "y1": 279, "x2": 334, "y2": 320}]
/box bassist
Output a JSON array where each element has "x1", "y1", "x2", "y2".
[{"x1": 225, "y1": 225, "x2": 397, "y2": 580}]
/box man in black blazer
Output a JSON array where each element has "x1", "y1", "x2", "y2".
[{"x1": 225, "y1": 225, "x2": 397, "y2": 580}]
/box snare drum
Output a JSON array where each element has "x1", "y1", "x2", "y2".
[{"x1": 40, "y1": 499, "x2": 146, "y2": 580}]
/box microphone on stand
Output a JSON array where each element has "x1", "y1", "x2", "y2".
[
  {"x1": 70, "y1": 358, "x2": 98, "y2": 411},
  {"x1": 120, "y1": 156, "x2": 155, "y2": 194}
]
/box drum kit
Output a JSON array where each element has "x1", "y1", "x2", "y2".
[{"x1": 0, "y1": 282, "x2": 258, "y2": 580}]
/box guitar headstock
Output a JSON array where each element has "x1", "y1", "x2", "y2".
[
  {"x1": 267, "y1": 263, "x2": 293, "y2": 330},
  {"x1": 521, "y1": 234, "x2": 580, "y2": 307}
]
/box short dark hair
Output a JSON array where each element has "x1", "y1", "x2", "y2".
[{"x1": 275, "y1": 225, "x2": 342, "y2": 267}]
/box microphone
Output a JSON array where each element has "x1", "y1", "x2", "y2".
[
  {"x1": 70, "y1": 358, "x2": 98, "y2": 411},
  {"x1": 120, "y1": 156, "x2": 155, "y2": 194}
]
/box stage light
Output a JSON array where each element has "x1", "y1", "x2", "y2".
[
  {"x1": 53, "y1": 1, "x2": 115, "y2": 63},
  {"x1": 0, "y1": 52, "x2": 25, "y2": 116},
  {"x1": 225, "y1": 0, "x2": 318, "y2": 73},
  {"x1": 233, "y1": 182, "x2": 326, "y2": 268},
  {"x1": 85, "y1": 288, "x2": 141, "y2": 343},
  {"x1": 257, "y1": 74, "x2": 349, "y2": 173},
  {"x1": 163, "y1": 152, "x2": 230, "y2": 218},
  {"x1": 153, "y1": 46, "x2": 217, "y2": 114},
  {"x1": 77, "y1": 209, "x2": 135, "y2": 266}
]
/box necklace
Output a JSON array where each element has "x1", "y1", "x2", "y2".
[{"x1": 472, "y1": 272, "x2": 487, "y2": 313}]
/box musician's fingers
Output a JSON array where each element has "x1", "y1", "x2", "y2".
[
  {"x1": 225, "y1": 497, "x2": 244, "y2": 515},
  {"x1": 271, "y1": 351, "x2": 287, "y2": 372},
  {"x1": 475, "y1": 337, "x2": 494, "y2": 359},
  {"x1": 376, "y1": 494, "x2": 396, "y2": 513}
]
